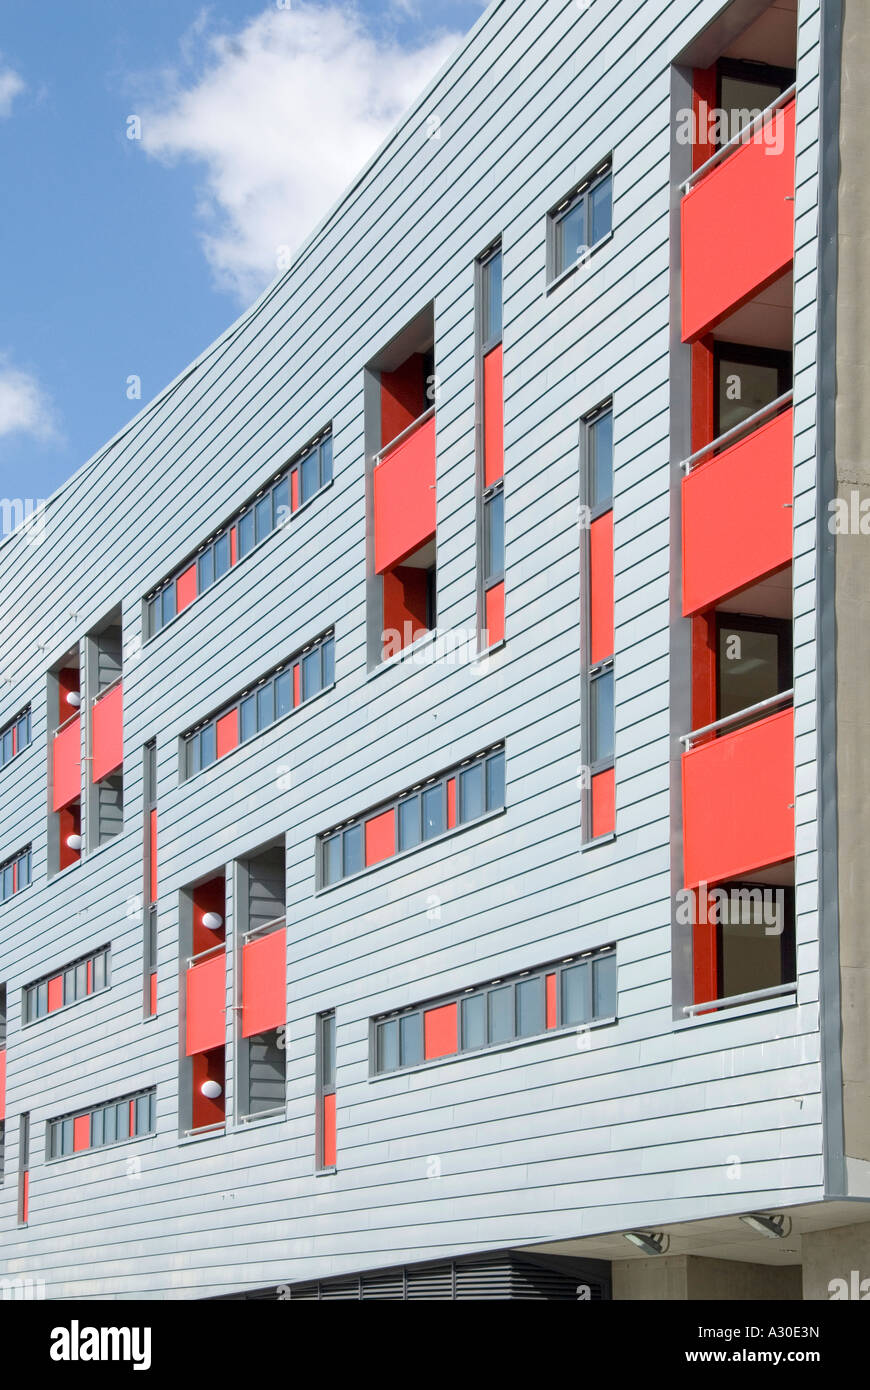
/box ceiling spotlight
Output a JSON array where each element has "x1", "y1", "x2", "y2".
[
  {"x1": 201, "y1": 911, "x2": 223, "y2": 931},
  {"x1": 623, "y1": 1232, "x2": 670, "y2": 1256},
  {"x1": 740, "y1": 1213, "x2": 792, "y2": 1239}
]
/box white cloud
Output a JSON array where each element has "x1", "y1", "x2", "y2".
[
  {"x1": 0, "y1": 62, "x2": 25, "y2": 117},
  {"x1": 139, "y1": 4, "x2": 461, "y2": 301},
  {"x1": 0, "y1": 359, "x2": 57, "y2": 441}
]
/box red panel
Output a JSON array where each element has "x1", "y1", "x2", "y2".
[
  {"x1": 485, "y1": 581, "x2": 505, "y2": 647},
  {"x1": 546, "y1": 974, "x2": 557, "y2": 1029},
  {"x1": 446, "y1": 778, "x2": 457, "y2": 830},
  {"x1": 483, "y1": 344, "x2": 504, "y2": 486},
  {"x1": 91, "y1": 681, "x2": 123, "y2": 782},
  {"x1": 692, "y1": 68, "x2": 718, "y2": 173},
  {"x1": 682, "y1": 707, "x2": 794, "y2": 889},
  {"x1": 176, "y1": 563, "x2": 197, "y2": 613},
  {"x1": 682, "y1": 99, "x2": 795, "y2": 341},
  {"x1": 373, "y1": 414, "x2": 436, "y2": 573},
  {"x1": 591, "y1": 768, "x2": 615, "y2": 839},
  {"x1": 87, "y1": 959, "x2": 93, "y2": 994},
  {"x1": 185, "y1": 951, "x2": 226, "y2": 1055},
  {"x1": 73, "y1": 1114, "x2": 90, "y2": 1152},
  {"x1": 230, "y1": 526, "x2": 238, "y2": 564},
  {"x1": 381, "y1": 355, "x2": 425, "y2": 449},
  {"x1": 291, "y1": 471, "x2": 300, "y2": 512},
  {"x1": 322, "y1": 1092, "x2": 336, "y2": 1168},
  {"x1": 423, "y1": 1002, "x2": 458, "y2": 1060},
  {"x1": 215, "y1": 708, "x2": 239, "y2": 759},
  {"x1": 691, "y1": 336, "x2": 715, "y2": 453},
  {"x1": 191, "y1": 1047, "x2": 225, "y2": 1130},
  {"x1": 192, "y1": 877, "x2": 225, "y2": 957},
  {"x1": 47, "y1": 976, "x2": 63, "y2": 1013},
  {"x1": 589, "y1": 511, "x2": 614, "y2": 665},
  {"x1": 682, "y1": 408, "x2": 793, "y2": 615},
  {"x1": 52, "y1": 714, "x2": 81, "y2": 811},
  {"x1": 149, "y1": 972, "x2": 157, "y2": 1016},
  {"x1": 58, "y1": 666, "x2": 80, "y2": 725},
  {"x1": 21, "y1": 1171, "x2": 28, "y2": 1223},
  {"x1": 241, "y1": 927, "x2": 287, "y2": 1038},
  {"x1": 293, "y1": 664, "x2": 301, "y2": 707},
  {"x1": 693, "y1": 888, "x2": 718, "y2": 1007},
  {"x1": 382, "y1": 566, "x2": 430, "y2": 658},
  {"x1": 149, "y1": 808, "x2": 158, "y2": 904},
  {"x1": 365, "y1": 809, "x2": 396, "y2": 867},
  {"x1": 0, "y1": 1050, "x2": 5, "y2": 1121},
  {"x1": 129, "y1": 1099, "x2": 135, "y2": 1134}
]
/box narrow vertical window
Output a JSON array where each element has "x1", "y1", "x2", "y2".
[
  {"x1": 18, "y1": 1112, "x2": 29, "y2": 1224},
  {"x1": 478, "y1": 241, "x2": 505, "y2": 648},
  {"x1": 316, "y1": 1010, "x2": 336, "y2": 1170},
  {"x1": 144, "y1": 740, "x2": 157, "y2": 1017},
  {"x1": 582, "y1": 403, "x2": 615, "y2": 841}
]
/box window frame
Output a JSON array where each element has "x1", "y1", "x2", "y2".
[
  {"x1": 46, "y1": 1087, "x2": 156, "y2": 1161},
  {"x1": 0, "y1": 707, "x2": 31, "y2": 771},
  {"x1": 0, "y1": 846, "x2": 32, "y2": 904},
  {"x1": 23, "y1": 945, "x2": 111, "y2": 1026},
  {"x1": 547, "y1": 159, "x2": 613, "y2": 285},
  {"x1": 580, "y1": 401, "x2": 616, "y2": 843},
  {"x1": 315, "y1": 1010, "x2": 336, "y2": 1172}
]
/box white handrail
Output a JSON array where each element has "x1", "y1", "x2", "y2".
[
  {"x1": 374, "y1": 406, "x2": 435, "y2": 463},
  {"x1": 242, "y1": 914, "x2": 287, "y2": 944},
  {"x1": 684, "y1": 981, "x2": 796, "y2": 1016},
  {"x1": 681, "y1": 689, "x2": 794, "y2": 750},
  {"x1": 681, "y1": 83, "x2": 797, "y2": 193},
  {"x1": 680, "y1": 392, "x2": 793, "y2": 474}
]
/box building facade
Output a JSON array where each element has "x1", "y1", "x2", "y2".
[{"x1": 0, "y1": 0, "x2": 868, "y2": 1300}]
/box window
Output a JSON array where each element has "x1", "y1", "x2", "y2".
[
  {"x1": 716, "y1": 613, "x2": 792, "y2": 724},
  {"x1": 714, "y1": 342, "x2": 792, "y2": 439},
  {"x1": 24, "y1": 946, "x2": 110, "y2": 1023},
  {"x1": 145, "y1": 429, "x2": 333, "y2": 638},
  {"x1": 47, "y1": 1088, "x2": 156, "y2": 1159},
  {"x1": 549, "y1": 160, "x2": 612, "y2": 282},
  {"x1": 0, "y1": 708, "x2": 31, "y2": 770},
  {"x1": 0, "y1": 846, "x2": 31, "y2": 903},
  {"x1": 373, "y1": 947, "x2": 616, "y2": 1074},
  {"x1": 481, "y1": 245, "x2": 503, "y2": 353},
  {"x1": 316, "y1": 1011, "x2": 336, "y2": 1170},
  {"x1": 478, "y1": 241, "x2": 505, "y2": 648},
  {"x1": 483, "y1": 484, "x2": 504, "y2": 586},
  {"x1": 582, "y1": 401, "x2": 615, "y2": 841},
  {"x1": 716, "y1": 58, "x2": 796, "y2": 147},
  {"x1": 182, "y1": 631, "x2": 335, "y2": 779},
  {"x1": 320, "y1": 744, "x2": 506, "y2": 886},
  {"x1": 717, "y1": 883, "x2": 796, "y2": 1003}
]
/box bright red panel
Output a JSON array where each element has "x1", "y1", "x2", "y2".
[
  {"x1": 546, "y1": 974, "x2": 557, "y2": 1029},
  {"x1": 191, "y1": 1047, "x2": 225, "y2": 1130},
  {"x1": 423, "y1": 1002, "x2": 458, "y2": 1060},
  {"x1": 382, "y1": 566, "x2": 430, "y2": 658},
  {"x1": 693, "y1": 888, "x2": 718, "y2": 1008},
  {"x1": 47, "y1": 976, "x2": 63, "y2": 1012},
  {"x1": 185, "y1": 952, "x2": 226, "y2": 1056},
  {"x1": 365, "y1": 809, "x2": 396, "y2": 866},
  {"x1": 681, "y1": 100, "x2": 795, "y2": 341},
  {"x1": 591, "y1": 768, "x2": 615, "y2": 838},
  {"x1": 682, "y1": 707, "x2": 794, "y2": 889},
  {"x1": 176, "y1": 563, "x2": 197, "y2": 613},
  {"x1": 446, "y1": 778, "x2": 457, "y2": 829},
  {"x1": 91, "y1": 681, "x2": 123, "y2": 782},
  {"x1": 682, "y1": 408, "x2": 793, "y2": 615},
  {"x1": 381, "y1": 356, "x2": 425, "y2": 448},
  {"x1": 373, "y1": 415, "x2": 436, "y2": 574},
  {"x1": 0, "y1": 1050, "x2": 5, "y2": 1121},
  {"x1": 21, "y1": 1171, "x2": 28, "y2": 1223},
  {"x1": 241, "y1": 927, "x2": 287, "y2": 1038},
  {"x1": 149, "y1": 808, "x2": 158, "y2": 904},
  {"x1": 87, "y1": 960, "x2": 93, "y2": 994},
  {"x1": 149, "y1": 972, "x2": 157, "y2": 1016},
  {"x1": 589, "y1": 512, "x2": 614, "y2": 666},
  {"x1": 73, "y1": 1114, "x2": 90, "y2": 1152},
  {"x1": 291, "y1": 471, "x2": 300, "y2": 512},
  {"x1": 230, "y1": 527, "x2": 238, "y2": 564},
  {"x1": 215, "y1": 708, "x2": 239, "y2": 759},
  {"x1": 485, "y1": 580, "x2": 505, "y2": 647},
  {"x1": 192, "y1": 877, "x2": 225, "y2": 957},
  {"x1": 483, "y1": 344, "x2": 504, "y2": 486},
  {"x1": 322, "y1": 1092, "x2": 336, "y2": 1168},
  {"x1": 52, "y1": 714, "x2": 81, "y2": 811},
  {"x1": 293, "y1": 664, "x2": 301, "y2": 707}
]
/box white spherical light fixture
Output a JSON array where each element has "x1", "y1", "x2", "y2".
[
  {"x1": 66, "y1": 834, "x2": 83, "y2": 851},
  {"x1": 201, "y1": 911, "x2": 223, "y2": 931},
  {"x1": 200, "y1": 1080, "x2": 222, "y2": 1099},
  {"x1": 66, "y1": 691, "x2": 82, "y2": 708}
]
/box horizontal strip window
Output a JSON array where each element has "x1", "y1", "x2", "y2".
[
  {"x1": 0, "y1": 708, "x2": 31, "y2": 771},
  {"x1": 320, "y1": 744, "x2": 506, "y2": 887},
  {"x1": 373, "y1": 946, "x2": 617, "y2": 1074},
  {"x1": 0, "y1": 846, "x2": 31, "y2": 903},
  {"x1": 548, "y1": 160, "x2": 612, "y2": 283},
  {"x1": 24, "y1": 945, "x2": 110, "y2": 1024},
  {"x1": 145, "y1": 428, "x2": 333, "y2": 640},
  {"x1": 47, "y1": 1087, "x2": 156, "y2": 1159},
  {"x1": 182, "y1": 630, "x2": 335, "y2": 780}
]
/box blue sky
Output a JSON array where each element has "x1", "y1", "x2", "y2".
[{"x1": 0, "y1": 1, "x2": 486, "y2": 503}]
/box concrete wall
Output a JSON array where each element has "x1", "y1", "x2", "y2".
[
  {"x1": 613, "y1": 1255, "x2": 802, "y2": 1300},
  {"x1": 803, "y1": 1222, "x2": 870, "y2": 1299}
]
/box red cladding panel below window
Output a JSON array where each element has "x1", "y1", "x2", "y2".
[
  {"x1": 322, "y1": 1092, "x2": 336, "y2": 1168},
  {"x1": 546, "y1": 974, "x2": 557, "y2": 1029},
  {"x1": 52, "y1": 714, "x2": 81, "y2": 812},
  {"x1": 91, "y1": 682, "x2": 123, "y2": 782},
  {"x1": 241, "y1": 928, "x2": 287, "y2": 1038},
  {"x1": 589, "y1": 512, "x2": 614, "y2": 666},
  {"x1": 47, "y1": 976, "x2": 63, "y2": 1013},
  {"x1": 682, "y1": 409, "x2": 793, "y2": 615},
  {"x1": 682, "y1": 707, "x2": 795, "y2": 889},
  {"x1": 176, "y1": 563, "x2": 197, "y2": 613},
  {"x1": 423, "y1": 1002, "x2": 458, "y2": 1060},
  {"x1": 0, "y1": 1050, "x2": 5, "y2": 1121},
  {"x1": 681, "y1": 100, "x2": 795, "y2": 342},
  {"x1": 483, "y1": 344, "x2": 504, "y2": 486},
  {"x1": 365, "y1": 809, "x2": 396, "y2": 867},
  {"x1": 149, "y1": 972, "x2": 157, "y2": 1016},
  {"x1": 591, "y1": 768, "x2": 615, "y2": 839},
  {"x1": 73, "y1": 1115, "x2": 90, "y2": 1152},
  {"x1": 185, "y1": 952, "x2": 226, "y2": 1056},
  {"x1": 215, "y1": 708, "x2": 240, "y2": 759},
  {"x1": 21, "y1": 1171, "x2": 28, "y2": 1223},
  {"x1": 373, "y1": 415, "x2": 436, "y2": 574},
  {"x1": 485, "y1": 581, "x2": 505, "y2": 647}
]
